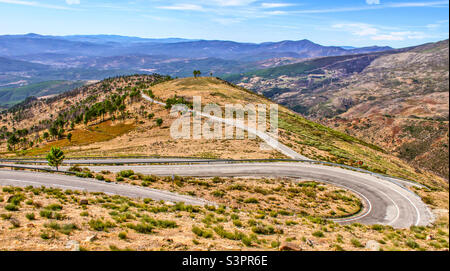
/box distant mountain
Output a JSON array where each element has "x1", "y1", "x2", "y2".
[
  {"x1": 0, "y1": 56, "x2": 50, "y2": 72},
  {"x1": 59, "y1": 34, "x2": 196, "y2": 44},
  {"x1": 0, "y1": 33, "x2": 395, "y2": 108},
  {"x1": 0, "y1": 34, "x2": 393, "y2": 60},
  {"x1": 0, "y1": 80, "x2": 86, "y2": 107}
]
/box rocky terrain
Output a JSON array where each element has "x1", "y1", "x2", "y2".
[{"x1": 229, "y1": 40, "x2": 449, "y2": 179}]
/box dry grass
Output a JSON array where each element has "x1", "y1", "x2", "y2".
[{"x1": 0, "y1": 184, "x2": 448, "y2": 251}]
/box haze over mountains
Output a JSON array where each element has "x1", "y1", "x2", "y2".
[{"x1": 0, "y1": 33, "x2": 393, "y2": 106}]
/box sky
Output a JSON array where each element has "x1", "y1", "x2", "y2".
[{"x1": 0, "y1": 0, "x2": 448, "y2": 47}]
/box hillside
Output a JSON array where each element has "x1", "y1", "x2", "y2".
[
  {"x1": 0, "y1": 56, "x2": 50, "y2": 72},
  {"x1": 0, "y1": 80, "x2": 87, "y2": 107},
  {"x1": 227, "y1": 40, "x2": 449, "y2": 179},
  {"x1": 0, "y1": 75, "x2": 446, "y2": 190}
]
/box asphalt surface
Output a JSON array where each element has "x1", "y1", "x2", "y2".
[
  {"x1": 0, "y1": 169, "x2": 212, "y2": 206},
  {"x1": 0, "y1": 158, "x2": 208, "y2": 165},
  {"x1": 0, "y1": 162, "x2": 434, "y2": 228}
]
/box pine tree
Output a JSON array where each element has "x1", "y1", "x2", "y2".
[{"x1": 46, "y1": 147, "x2": 65, "y2": 171}]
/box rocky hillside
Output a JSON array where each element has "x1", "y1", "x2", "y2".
[
  {"x1": 228, "y1": 40, "x2": 449, "y2": 179},
  {"x1": 0, "y1": 75, "x2": 446, "y2": 189}
]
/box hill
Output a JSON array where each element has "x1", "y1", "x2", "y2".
[
  {"x1": 226, "y1": 40, "x2": 449, "y2": 179},
  {"x1": 0, "y1": 75, "x2": 446, "y2": 189},
  {"x1": 0, "y1": 80, "x2": 87, "y2": 107},
  {"x1": 0, "y1": 56, "x2": 50, "y2": 72},
  {"x1": 0, "y1": 75, "x2": 448, "y2": 251}
]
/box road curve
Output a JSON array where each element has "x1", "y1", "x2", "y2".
[
  {"x1": 63, "y1": 162, "x2": 433, "y2": 228},
  {"x1": 0, "y1": 162, "x2": 434, "y2": 228},
  {"x1": 0, "y1": 169, "x2": 212, "y2": 206},
  {"x1": 141, "y1": 94, "x2": 309, "y2": 160}
]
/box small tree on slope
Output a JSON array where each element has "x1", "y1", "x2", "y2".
[{"x1": 46, "y1": 147, "x2": 65, "y2": 171}]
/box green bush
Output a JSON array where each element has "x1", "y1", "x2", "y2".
[
  {"x1": 118, "y1": 232, "x2": 127, "y2": 240},
  {"x1": 126, "y1": 223, "x2": 154, "y2": 234},
  {"x1": 244, "y1": 198, "x2": 259, "y2": 204},
  {"x1": 4, "y1": 204, "x2": 19, "y2": 211},
  {"x1": 88, "y1": 219, "x2": 116, "y2": 231},
  {"x1": 312, "y1": 231, "x2": 324, "y2": 238},
  {"x1": 192, "y1": 226, "x2": 214, "y2": 238},
  {"x1": 40, "y1": 210, "x2": 53, "y2": 219},
  {"x1": 45, "y1": 204, "x2": 63, "y2": 211},
  {"x1": 251, "y1": 224, "x2": 275, "y2": 235},
  {"x1": 117, "y1": 170, "x2": 135, "y2": 178}
]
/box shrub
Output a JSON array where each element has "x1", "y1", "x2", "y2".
[
  {"x1": 4, "y1": 204, "x2": 19, "y2": 211},
  {"x1": 25, "y1": 213, "x2": 35, "y2": 220},
  {"x1": 192, "y1": 226, "x2": 214, "y2": 238},
  {"x1": 251, "y1": 225, "x2": 275, "y2": 235},
  {"x1": 233, "y1": 220, "x2": 243, "y2": 227},
  {"x1": 212, "y1": 190, "x2": 226, "y2": 198},
  {"x1": 89, "y1": 219, "x2": 115, "y2": 231},
  {"x1": 406, "y1": 239, "x2": 420, "y2": 249},
  {"x1": 118, "y1": 232, "x2": 127, "y2": 240},
  {"x1": 126, "y1": 223, "x2": 154, "y2": 234},
  {"x1": 118, "y1": 170, "x2": 135, "y2": 178},
  {"x1": 312, "y1": 231, "x2": 324, "y2": 238},
  {"x1": 80, "y1": 211, "x2": 89, "y2": 217},
  {"x1": 351, "y1": 238, "x2": 363, "y2": 248},
  {"x1": 95, "y1": 174, "x2": 105, "y2": 181},
  {"x1": 45, "y1": 204, "x2": 63, "y2": 211},
  {"x1": 40, "y1": 210, "x2": 53, "y2": 219},
  {"x1": 116, "y1": 176, "x2": 125, "y2": 182},
  {"x1": 244, "y1": 198, "x2": 259, "y2": 204}
]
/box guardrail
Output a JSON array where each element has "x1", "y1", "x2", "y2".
[
  {"x1": 0, "y1": 164, "x2": 75, "y2": 175},
  {"x1": 0, "y1": 158, "x2": 427, "y2": 189},
  {"x1": 0, "y1": 155, "x2": 214, "y2": 161}
]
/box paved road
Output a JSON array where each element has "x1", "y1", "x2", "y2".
[
  {"x1": 142, "y1": 94, "x2": 309, "y2": 160},
  {"x1": 0, "y1": 169, "x2": 212, "y2": 206},
  {"x1": 0, "y1": 158, "x2": 208, "y2": 165},
  {"x1": 0, "y1": 162, "x2": 434, "y2": 228}
]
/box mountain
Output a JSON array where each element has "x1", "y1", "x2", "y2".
[
  {"x1": 0, "y1": 80, "x2": 86, "y2": 107},
  {"x1": 225, "y1": 39, "x2": 449, "y2": 179},
  {"x1": 0, "y1": 34, "x2": 393, "y2": 60},
  {"x1": 0, "y1": 56, "x2": 50, "y2": 72},
  {"x1": 0, "y1": 34, "x2": 395, "y2": 108}
]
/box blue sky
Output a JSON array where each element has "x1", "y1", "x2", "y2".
[{"x1": 0, "y1": 0, "x2": 448, "y2": 47}]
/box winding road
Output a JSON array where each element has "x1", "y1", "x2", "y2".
[
  {"x1": 0, "y1": 94, "x2": 435, "y2": 228},
  {"x1": 0, "y1": 161, "x2": 434, "y2": 228}
]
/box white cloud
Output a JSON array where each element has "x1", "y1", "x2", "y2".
[
  {"x1": 65, "y1": 0, "x2": 80, "y2": 5},
  {"x1": 333, "y1": 22, "x2": 430, "y2": 41},
  {"x1": 372, "y1": 31, "x2": 427, "y2": 41},
  {"x1": 261, "y1": 3, "x2": 295, "y2": 8},
  {"x1": 0, "y1": 0, "x2": 73, "y2": 9},
  {"x1": 264, "y1": 10, "x2": 288, "y2": 15},
  {"x1": 332, "y1": 23, "x2": 379, "y2": 36},
  {"x1": 210, "y1": 0, "x2": 257, "y2": 6},
  {"x1": 366, "y1": 0, "x2": 380, "y2": 5},
  {"x1": 158, "y1": 4, "x2": 205, "y2": 11}
]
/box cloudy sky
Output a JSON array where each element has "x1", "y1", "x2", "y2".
[{"x1": 0, "y1": 0, "x2": 448, "y2": 47}]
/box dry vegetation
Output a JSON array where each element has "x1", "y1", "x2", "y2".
[
  {"x1": 0, "y1": 182, "x2": 448, "y2": 251},
  {"x1": 0, "y1": 75, "x2": 447, "y2": 189},
  {"x1": 234, "y1": 40, "x2": 449, "y2": 180}
]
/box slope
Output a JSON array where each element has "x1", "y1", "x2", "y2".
[{"x1": 227, "y1": 40, "x2": 449, "y2": 179}]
